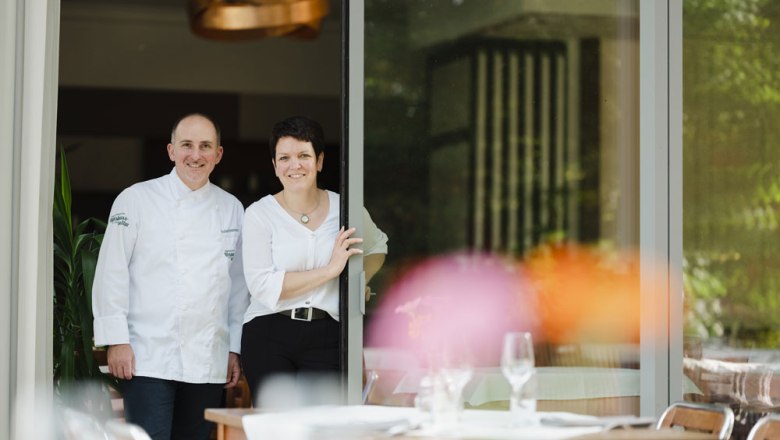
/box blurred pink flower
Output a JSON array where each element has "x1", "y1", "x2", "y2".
[{"x1": 366, "y1": 253, "x2": 537, "y2": 368}]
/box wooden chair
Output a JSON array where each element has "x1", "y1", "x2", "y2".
[
  {"x1": 656, "y1": 402, "x2": 735, "y2": 440},
  {"x1": 224, "y1": 373, "x2": 253, "y2": 408},
  {"x1": 747, "y1": 414, "x2": 780, "y2": 440},
  {"x1": 92, "y1": 348, "x2": 125, "y2": 420}
]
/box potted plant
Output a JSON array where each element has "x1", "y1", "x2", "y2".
[{"x1": 52, "y1": 147, "x2": 116, "y2": 400}]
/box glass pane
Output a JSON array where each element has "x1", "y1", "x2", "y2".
[
  {"x1": 683, "y1": 0, "x2": 780, "y2": 437},
  {"x1": 362, "y1": 0, "x2": 640, "y2": 417}
]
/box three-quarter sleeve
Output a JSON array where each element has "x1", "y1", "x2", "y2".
[
  {"x1": 242, "y1": 203, "x2": 286, "y2": 311},
  {"x1": 361, "y1": 207, "x2": 388, "y2": 256}
]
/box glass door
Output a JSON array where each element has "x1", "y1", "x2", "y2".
[{"x1": 347, "y1": 0, "x2": 669, "y2": 416}]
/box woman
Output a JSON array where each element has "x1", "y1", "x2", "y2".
[{"x1": 240, "y1": 115, "x2": 388, "y2": 400}]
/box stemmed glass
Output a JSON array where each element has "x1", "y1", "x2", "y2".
[
  {"x1": 501, "y1": 332, "x2": 536, "y2": 426},
  {"x1": 424, "y1": 339, "x2": 474, "y2": 428}
]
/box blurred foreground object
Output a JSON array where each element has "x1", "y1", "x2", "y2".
[
  {"x1": 189, "y1": 0, "x2": 330, "y2": 41},
  {"x1": 525, "y1": 245, "x2": 648, "y2": 345},
  {"x1": 366, "y1": 253, "x2": 536, "y2": 369},
  {"x1": 104, "y1": 420, "x2": 153, "y2": 440},
  {"x1": 256, "y1": 373, "x2": 341, "y2": 410},
  {"x1": 14, "y1": 382, "x2": 148, "y2": 440}
]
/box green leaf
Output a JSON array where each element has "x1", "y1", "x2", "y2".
[
  {"x1": 52, "y1": 145, "x2": 106, "y2": 392},
  {"x1": 81, "y1": 248, "x2": 98, "y2": 317},
  {"x1": 58, "y1": 148, "x2": 72, "y2": 227}
]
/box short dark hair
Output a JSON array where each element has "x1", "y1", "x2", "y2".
[
  {"x1": 269, "y1": 116, "x2": 325, "y2": 159},
  {"x1": 171, "y1": 113, "x2": 221, "y2": 146}
]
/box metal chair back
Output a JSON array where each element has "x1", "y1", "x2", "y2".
[
  {"x1": 747, "y1": 414, "x2": 780, "y2": 440},
  {"x1": 656, "y1": 402, "x2": 734, "y2": 440}
]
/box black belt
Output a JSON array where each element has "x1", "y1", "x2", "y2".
[{"x1": 278, "y1": 307, "x2": 330, "y2": 321}]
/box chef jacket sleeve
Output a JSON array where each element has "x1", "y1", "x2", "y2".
[{"x1": 92, "y1": 187, "x2": 138, "y2": 346}]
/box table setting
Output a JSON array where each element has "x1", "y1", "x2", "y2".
[
  {"x1": 238, "y1": 332, "x2": 658, "y2": 440},
  {"x1": 240, "y1": 405, "x2": 618, "y2": 440}
]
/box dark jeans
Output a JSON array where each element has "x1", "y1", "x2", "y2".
[
  {"x1": 240, "y1": 313, "x2": 339, "y2": 403},
  {"x1": 122, "y1": 376, "x2": 223, "y2": 440}
]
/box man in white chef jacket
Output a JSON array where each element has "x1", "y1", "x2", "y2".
[{"x1": 92, "y1": 113, "x2": 249, "y2": 440}]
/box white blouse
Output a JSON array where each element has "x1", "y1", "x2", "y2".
[
  {"x1": 92, "y1": 168, "x2": 249, "y2": 383},
  {"x1": 242, "y1": 190, "x2": 388, "y2": 322}
]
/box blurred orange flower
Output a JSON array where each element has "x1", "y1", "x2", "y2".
[{"x1": 525, "y1": 244, "x2": 643, "y2": 344}]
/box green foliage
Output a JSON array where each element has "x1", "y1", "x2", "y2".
[
  {"x1": 684, "y1": 0, "x2": 780, "y2": 347},
  {"x1": 52, "y1": 148, "x2": 112, "y2": 394}
]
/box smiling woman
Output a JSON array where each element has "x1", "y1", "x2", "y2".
[{"x1": 239, "y1": 116, "x2": 389, "y2": 402}]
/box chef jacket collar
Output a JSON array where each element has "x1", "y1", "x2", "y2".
[{"x1": 168, "y1": 167, "x2": 213, "y2": 202}]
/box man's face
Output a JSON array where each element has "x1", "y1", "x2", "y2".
[{"x1": 167, "y1": 115, "x2": 223, "y2": 191}]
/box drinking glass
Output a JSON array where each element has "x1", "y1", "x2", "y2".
[
  {"x1": 428, "y1": 341, "x2": 474, "y2": 428},
  {"x1": 501, "y1": 332, "x2": 536, "y2": 425}
]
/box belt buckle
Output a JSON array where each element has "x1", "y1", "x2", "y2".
[{"x1": 291, "y1": 307, "x2": 313, "y2": 321}]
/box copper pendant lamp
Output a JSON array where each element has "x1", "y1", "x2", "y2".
[{"x1": 189, "y1": 0, "x2": 330, "y2": 41}]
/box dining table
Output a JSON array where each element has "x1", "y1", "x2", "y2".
[{"x1": 204, "y1": 406, "x2": 717, "y2": 440}]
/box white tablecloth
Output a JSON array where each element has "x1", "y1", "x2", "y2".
[
  {"x1": 242, "y1": 405, "x2": 606, "y2": 440},
  {"x1": 394, "y1": 367, "x2": 701, "y2": 407}
]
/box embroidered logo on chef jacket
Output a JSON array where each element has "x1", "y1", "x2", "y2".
[
  {"x1": 221, "y1": 228, "x2": 238, "y2": 260},
  {"x1": 109, "y1": 212, "x2": 129, "y2": 227}
]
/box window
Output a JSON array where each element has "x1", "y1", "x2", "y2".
[
  {"x1": 683, "y1": 1, "x2": 780, "y2": 437},
  {"x1": 358, "y1": 0, "x2": 645, "y2": 415}
]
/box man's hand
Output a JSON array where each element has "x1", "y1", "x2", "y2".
[
  {"x1": 107, "y1": 344, "x2": 135, "y2": 380},
  {"x1": 225, "y1": 352, "x2": 241, "y2": 388}
]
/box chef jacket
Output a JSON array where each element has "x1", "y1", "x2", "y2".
[
  {"x1": 92, "y1": 168, "x2": 249, "y2": 383},
  {"x1": 242, "y1": 190, "x2": 388, "y2": 322}
]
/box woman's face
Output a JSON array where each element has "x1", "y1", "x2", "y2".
[{"x1": 273, "y1": 136, "x2": 323, "y2": 191}]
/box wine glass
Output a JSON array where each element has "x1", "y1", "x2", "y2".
[
  {"x1": 501, "y1": 332, "x2": 536, "y2": 426},
  {"x1": 428, "y1": 339, "x2": 474, "y2": 428}
]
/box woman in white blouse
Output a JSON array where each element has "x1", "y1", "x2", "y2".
[{"x1": 240, "y1": 115, "x2": 388, "y2": 399}]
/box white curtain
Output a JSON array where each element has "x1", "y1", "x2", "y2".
[{"x1": 0, "y1": 1, "x2": 59, "y2": 439}]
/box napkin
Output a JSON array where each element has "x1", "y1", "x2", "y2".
[
  {"x1": 242, "y1": 405, "x2": 420, "y2": 440},
  {"x1": 539, "y1": 411, "x2": 606, "y2": 427}
]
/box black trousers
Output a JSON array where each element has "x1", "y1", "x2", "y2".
[
  {"x1": 122, "y1": 376, "x2": 223, "y2": 440},
  {"x1": 240, "y1": 313, "x2": 339, "y2": 403}
]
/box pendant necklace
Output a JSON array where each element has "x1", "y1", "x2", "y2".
[{"x1": 283, "y1": 191, "x2": 320, "y2": 224}]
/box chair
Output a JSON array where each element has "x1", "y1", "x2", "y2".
[
  {"x1": 93, "y1": 348, "x2": 125, "y2": 420},
  {"x1": 362, "y1": 347, "x2": 419, "y2": 406},
  {"x1": 747, "y1": 414, "x2": 780, "y2": 440},
  {"x1": 224, "y1": 373, "x2": 253, "y2": 408},
  {"x1": 656, "y1": 402, "x2": 734, "y2": 440},
  {"x1": 362, "y1": 370, "x2": 379, "y2": 404}
]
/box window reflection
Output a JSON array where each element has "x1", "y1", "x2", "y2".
[
  {"x1": 364, "y1": 0, "x2": 639, "y2": 416},
  {"x1": 683, "y1": 0, "x2": 780, "y2": 436}
]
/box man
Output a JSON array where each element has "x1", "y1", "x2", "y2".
[{"x1": 92, "y1": 113, "x2": 249, "y2": 440}]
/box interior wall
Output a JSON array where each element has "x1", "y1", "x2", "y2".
[
  {"x1": 58, "y1": 1, "x2": 342, "y2": 221},
  {"x1": 59, "y1": 2, "x2": 341, "y2": 97}
]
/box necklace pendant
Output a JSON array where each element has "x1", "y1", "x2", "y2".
[{"x1": 300, "y1": 214, "x2": 310, "y2": 224}]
